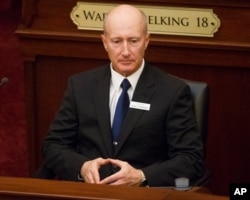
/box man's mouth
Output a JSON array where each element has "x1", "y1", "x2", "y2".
[{"x1": 120, "y1": 60, "x2": 133, "y2": 65}]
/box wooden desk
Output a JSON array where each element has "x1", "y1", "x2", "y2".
[{"x1": 0, "y1": 176, "x2": 228, "y2": 200}]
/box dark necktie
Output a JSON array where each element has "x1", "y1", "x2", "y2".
[{"x1": 112, "y1": 79, "x2": 131, "y2": 141}]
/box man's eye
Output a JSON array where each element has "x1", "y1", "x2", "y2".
[
  {"x1": 129, "y1": 39, "x2": 140, "y2": 45},
  {"x1": 112, "y1": 40, "x2": 120, "y2": 44}
]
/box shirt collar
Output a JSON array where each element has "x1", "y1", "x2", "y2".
[{"x1": 110, "y1": 59, "x2": 145, "y2": 91}]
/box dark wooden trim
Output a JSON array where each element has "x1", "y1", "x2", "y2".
[{"x1": 21, "y1": 0, "x2": 37, "y2": 27}]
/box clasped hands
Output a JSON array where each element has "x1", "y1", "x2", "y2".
[{"x1": 80, "y1": 157, "x2": 143, "y2": 186}]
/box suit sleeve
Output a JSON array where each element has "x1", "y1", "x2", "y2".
[
  {"x1": 41, "y1": 77, "x2": 88, "y2": 180},
  {"x1": 142, "y1": 84, "x2": 204, "y2": 186}
]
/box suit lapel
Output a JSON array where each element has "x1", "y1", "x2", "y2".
[
  {"x1": 93, "y1": 66, "x2": 113, "y2": 157},
  {"x1": 114, "y1": 64, "x2": 155, "y2": 156}
]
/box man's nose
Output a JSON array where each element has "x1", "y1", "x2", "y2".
[{"x1": 121, "y1": 41, "x2": 130, "y2": 56}]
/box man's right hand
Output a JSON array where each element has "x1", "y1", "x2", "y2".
[{"x1": 80, "y1": 157, "x2": 110, "y2": 184}]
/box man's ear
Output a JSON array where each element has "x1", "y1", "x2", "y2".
[
  {"x1": 101, "y1": 34, "x2": 108, "y2": 51},
  {"x1": 145, "y1": 33, "x2": 150, "y2": 50}
]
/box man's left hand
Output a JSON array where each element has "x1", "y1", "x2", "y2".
[{"x1": 99, "y1": 159, "x2": 142, "y2": 186}]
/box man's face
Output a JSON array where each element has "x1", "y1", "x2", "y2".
[{"x1": 101, "y1": 9, "x2": 149, "y2": 77}]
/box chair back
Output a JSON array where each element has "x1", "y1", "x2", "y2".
[
  {"x1": 183, "y1": 79, "x2": 209, "y2": 144},
  {"x1": 178, "y1": 77, "x2": 210, "y2": 186}
]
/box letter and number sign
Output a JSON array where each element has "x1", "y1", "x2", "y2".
[{"x1": 70, "y1": 2, "x2": 221, "y2": 37}]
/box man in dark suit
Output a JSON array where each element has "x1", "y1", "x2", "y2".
[{"x1": 42, "y1": 4, "x2": 204, "y2": 187}]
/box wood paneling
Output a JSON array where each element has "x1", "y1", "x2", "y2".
[{"x1": 16, "y1": 0, "x2": 250, "y2": 196}]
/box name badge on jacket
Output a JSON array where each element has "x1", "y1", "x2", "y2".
[{"x1": 130, "y1": 101, "x2": 151, "y2": 111}]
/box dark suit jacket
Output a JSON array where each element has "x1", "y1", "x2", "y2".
[{"x1": 42, "y1": 62, "x2": 204, "y2": 186}]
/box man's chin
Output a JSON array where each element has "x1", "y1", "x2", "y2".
[
  {"x1": 120, "y1": 69, "x2": 135, "y2": 77},
  {"x1": 116, "y1": 66, "x2": 133, "y2": 76}
]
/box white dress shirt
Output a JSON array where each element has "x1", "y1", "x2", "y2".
[{"x1": 109, "y1": 59, "x2": 145, "y2": 126}]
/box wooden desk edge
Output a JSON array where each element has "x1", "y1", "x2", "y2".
[{"x1": 0, "y1": 176, "x2": 229, "y2": 200}]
